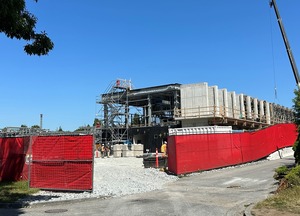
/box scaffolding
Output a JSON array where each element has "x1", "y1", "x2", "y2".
[{"x1": 96, "y1": 79, "x2": 181, "y2": 145}]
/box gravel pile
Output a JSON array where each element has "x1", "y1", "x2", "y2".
[{"x1": 20, "y1": 157, "x2": 178, "y2": 205}]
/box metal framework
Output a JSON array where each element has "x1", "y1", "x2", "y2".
[{"x1": 96, "y1": 79, "x2": 181, "y2": 145}]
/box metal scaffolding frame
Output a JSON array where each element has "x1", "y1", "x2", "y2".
[{"x1": 96, "y1": 79, "x2": 181, "y2": 145}]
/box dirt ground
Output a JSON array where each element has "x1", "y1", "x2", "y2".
[{"x1": 251, "y1": 208, "x2": 300, "y2": 216}]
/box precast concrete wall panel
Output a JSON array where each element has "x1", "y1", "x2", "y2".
[
  {"x1": 208, "y1": 86, "x2": 219, "y2": 116},
  {"x1": 235, "y1": 93, "x2": 241, "y2": 119},
  {"x1": 239, "y1": 94, "x2": 246, "y2": 119},
  {"x1": 246, "y1": 96, "x2": 252, "y2": 119},
  {"x1": 253, "y1": 98, "x2": 258, "y2": 119},
  {"x1": 180, "y1": 83, "x2": 209, "y2": 118},
  {"x1": 231, "y1": 92, "x2": 239, "y2": 118},
  {"x1": 266, "y1": 102, "x2": 271, "y2": 124},
  {"x1": 218, "y1": 89, "x2": 225, "y2": 117},
  {"x1": 179, "y1": 82, "x2": 293, "y2": 125},
  {"x1": 227, "y1": 92, "x2": 234, "y2": 118},
  {"x1": 223, "y1": 89, "x2": 229, "y2": 117},
  {"x1": 259, "y1": 100, "x2": 265, "y2": 121}
]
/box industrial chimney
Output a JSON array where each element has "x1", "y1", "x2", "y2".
[{"x1": 40, "y1": 114, "x2": 43, "y2": 129}]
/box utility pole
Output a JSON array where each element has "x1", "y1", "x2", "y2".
[{"x1": 270, "y1": 0, "x2": 300, "y2": 88}]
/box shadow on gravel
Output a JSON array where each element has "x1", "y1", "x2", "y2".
[{"x1": 20, "y1": 194, "x2": 60, "y2": 203}]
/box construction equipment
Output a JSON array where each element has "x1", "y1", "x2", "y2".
[{"x1": 270, "y1": 0, "x2": 300, "y2": 88}]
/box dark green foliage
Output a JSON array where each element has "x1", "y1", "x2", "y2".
[
  {"x1": 293, "y1": 89, "x2": 300, "y2": 164},
  {"x1": 274, "y1": 166, "x2": 289, "y2": 180},
  {"x1": 93, "y1": 118, "x2": 101, "y2": 127},
  {"x1": 274, "y1": 165, "x2": 300, "y2": 188},
  {"x1": 0, "y1": 0, "x2": 54, "y2": 55},
  {"x1": 285, "y1": 166, "x2": 300, "y2": 187},
  {"x1": 293, "y1": 137, "x2": 300, "y2": 165}
]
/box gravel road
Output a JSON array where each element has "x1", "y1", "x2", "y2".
[{"x1": 20, "y1": 157, "x2": 178, "y2": 205}]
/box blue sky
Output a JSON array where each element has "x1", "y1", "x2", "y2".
[{"x1": 1, "y1": 0, "x2": 300, "y2": 131}]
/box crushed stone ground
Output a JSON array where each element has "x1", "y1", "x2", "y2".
[{"x1": 20, "y1": 157, "x2": 178, "y2": 205}]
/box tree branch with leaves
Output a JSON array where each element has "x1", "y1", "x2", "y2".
[{"x1": 0, "y1": 0, "x2": 54, "y2": 55}]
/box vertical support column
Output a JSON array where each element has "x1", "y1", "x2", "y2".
[
  {"x1": 147, "y1": 95, "x2": 152, "y2": 126},
  {"x1": 143, "y1": 106, "x2": 147, "y2": 126},
  {"x1": 125, "y1": 90, "x2": 129, "y2": 131},
  {"x1": 104, "y1": 104, "x2": 109, "y2": 128},
  {"x1": 173, "y1": 90, "x2": 180, "y2": 118}
]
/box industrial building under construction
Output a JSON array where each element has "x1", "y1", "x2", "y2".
[{"x1": 96, "y1": 79, "x2": 294, "y2": 152}]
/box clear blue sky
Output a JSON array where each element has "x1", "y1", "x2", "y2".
[{"x1": 1, "y1": 0, "x2": 300, "y2": 131}]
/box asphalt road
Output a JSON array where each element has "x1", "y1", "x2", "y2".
[{"x1": 1, "y1": 157, "x2": 294, "y2": 216}]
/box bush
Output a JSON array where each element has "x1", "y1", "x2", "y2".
[
  {"x1": 293, "y1": 135, "x2": 300, "y2": 165},
  {"x1": 286, "y1": 165, "x2": 300, "y2": 187},
  {"x1": 274, "y1": 166, "x2": 289, "y2": 180}
]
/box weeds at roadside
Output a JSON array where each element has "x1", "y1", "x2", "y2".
[
  {"x1": 0, "y1": 180, "x2": 39, "y2": 203},
  {"x1": 253, "y1": 165, "x2": 300, "y2": 215}
]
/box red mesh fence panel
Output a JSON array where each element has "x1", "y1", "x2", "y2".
[
  {"x1": 29, "y1": 135, "x2": 93, "y2": 191},
  {"x1": 0, "y1": 137, "x2": 28, "y2": 181},
  {"x1": 168, "y1": 123, "x2": 297, "y2": 175}
]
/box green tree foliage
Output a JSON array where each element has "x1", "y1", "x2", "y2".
[
  {"x1": 93, "y1": 118, "x2": 101, "y2": 127},
  {"x1": 293, "y1": 89, "x2": 300, "y2": 164},
  {"x1": 0, "y1": 0, "x2": 54, "y2": 55},
  {"x1": 74, "y1": 125, "x2": 91, "y2": 132}
]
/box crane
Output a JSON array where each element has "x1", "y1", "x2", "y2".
[{"x1": 270, "y1": 0, "x2": 300, "y2": 89}]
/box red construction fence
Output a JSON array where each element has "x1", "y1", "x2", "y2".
[
  {"x1": 0, "y1": 137, "x2": 28, "y2": 181},
  {"x1": 0, "y1": 135, "x2": 93, "y2": 191},
  {"x1": 168, "y1": 123, "x2": 298, "y2": 175}
]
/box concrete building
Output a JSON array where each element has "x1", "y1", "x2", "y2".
[{"x1": 96, "y1": 79, "x2": 294, "y2": 152}]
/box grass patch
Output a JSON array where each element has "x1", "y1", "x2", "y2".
[
  {"x1": 0, "y1": 181, "x2": 39, "y2": 203},
  {"x1": 254, "y1": 186, "x2": 300, "y2": 214},
  {"x1": 253, "y1": 165, "x2": 300, "y2": 215}
]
